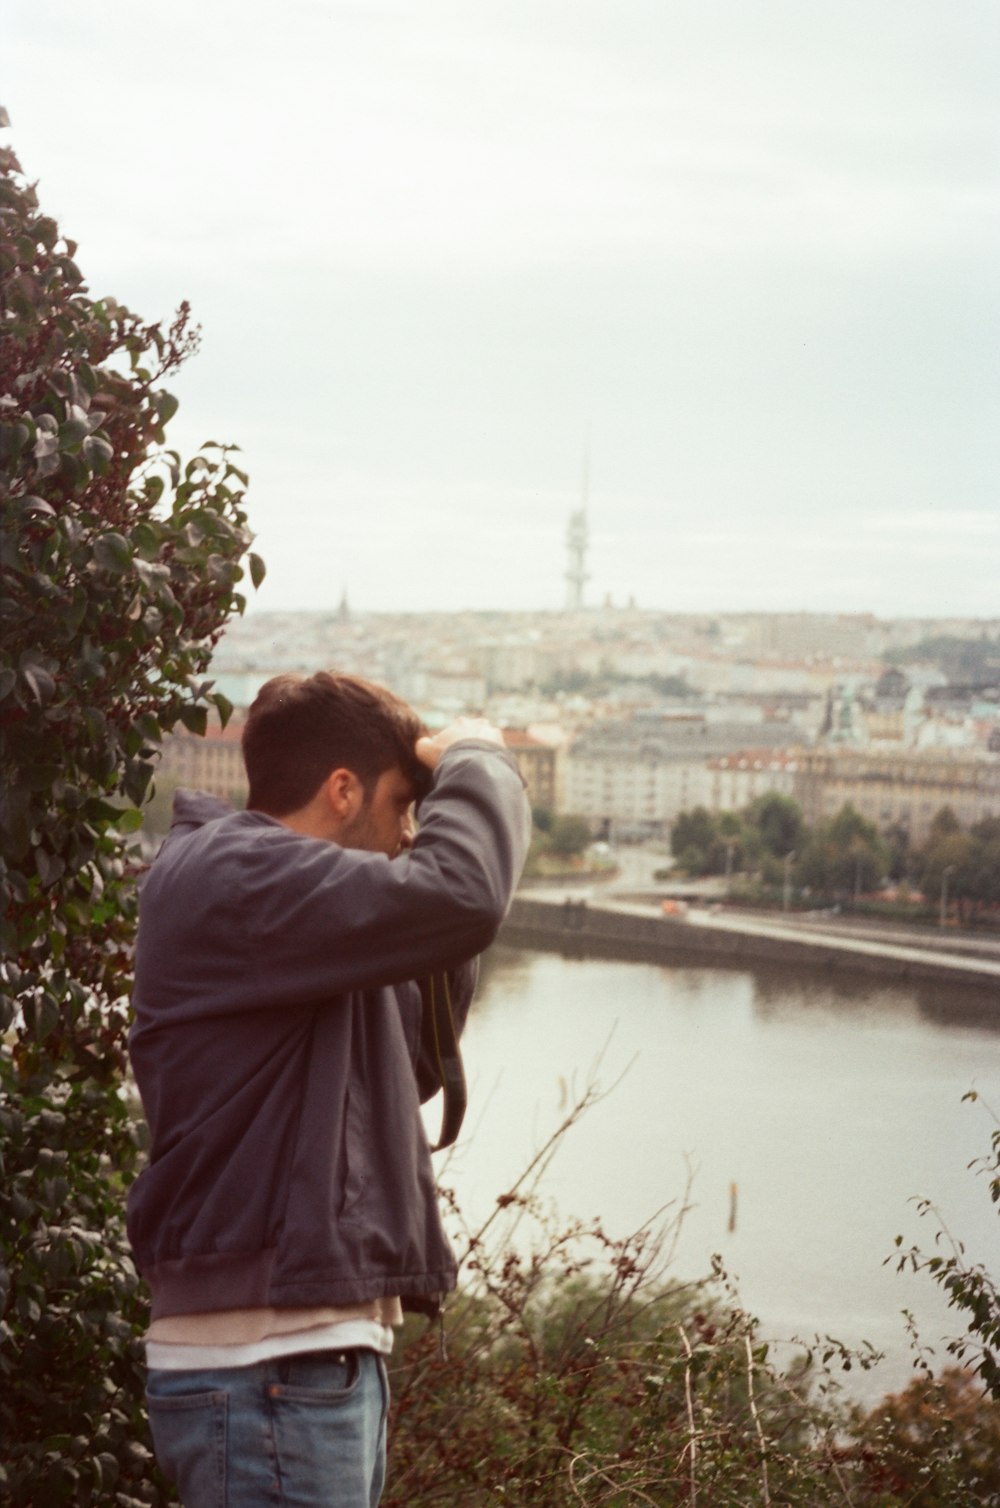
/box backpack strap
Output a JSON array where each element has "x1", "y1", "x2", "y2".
[{"x1": 419, "y1": 971, "x2": 468, "y2": 1151}]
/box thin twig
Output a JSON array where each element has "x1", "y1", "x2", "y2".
[
  {"x1": 567, "y1": 1451, "x2": 661, "y2": 1507},
  {"x1": 678, "y1": 1324, "x2": 698, "y2": 1508},
  {"x1": 825, "y1": 1444, "x2": 858, "y2": 1507},
  {"x1": 744, "y1": 1332, "x2": 771, "y2": 1508},
  {"x1": 457, "y1": 1065, "x2": 634, "y2": 1260}
]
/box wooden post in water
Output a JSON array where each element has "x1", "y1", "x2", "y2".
[{"x1": 728, "y1": 1181, "x2": 738, "y2": 1233}]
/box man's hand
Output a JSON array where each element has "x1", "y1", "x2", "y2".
[{"x1": 415, "y1": 717, "x2": 505, "y2": 771}]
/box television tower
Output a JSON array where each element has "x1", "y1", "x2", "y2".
[{"x1": 564, "y1": 452, "x2": 590, "y2": 611}]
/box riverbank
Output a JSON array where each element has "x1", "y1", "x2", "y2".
[{"x1": 501, "y1": 891, "x2": 1000, "y2": 1003}]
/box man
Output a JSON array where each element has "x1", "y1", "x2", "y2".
[{"x1": 126, "y1": 671, "x2": 531, "y2": 1507}]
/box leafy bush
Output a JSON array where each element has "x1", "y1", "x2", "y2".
[
  {"x1": 920, "y1": 819, "x2": 1000, "y2": 924},
  {"x1": 547, "y1": 814, "x2": 593, "y2": 860},
  {"x1": 388, "y1": 1096, "x2": 853, "y2": 1506},
  {"x1": 849, "y1": 1369, "x2": 1000, "y2": 1507},
  {"x1": 890, "y1": 1092, "x2": 1000, "y2": 1402},
  {"x1": 389, "y1": 1200, "x2": 880, "y2": 1505},
  {"x1": 0, "y1": 138, "x2": 259, "y2": 1504},
  {"x1": 523, "y1": 811, "x2": 596, "y2": 877},
  {"x1": 670, "y1": 798, "x2": 803, "y2": 882},
  {"x1": 386, "y1": 1087, "x2": 1000, "y2": 1506}
]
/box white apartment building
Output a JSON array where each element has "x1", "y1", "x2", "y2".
[
  {"x1": 565, "y1": 748, "x2": 709, "y2": 834},
  {"x1": 563, "y1": 718, "x2": 796, "y2": 836},
  {"x1": 473, "y1": 640, "x2": 539, "y2": 691},
  {"x1": 704, "y1": 750, "x2": 802, "y2": 814}
]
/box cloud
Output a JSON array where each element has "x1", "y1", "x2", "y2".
[
  {"x1": 860, "y1": 509, "x2": 1000, "y2": 538},
  {"x1": 5, "y1": 0, "x2": 998, "y2": 620},
  {"x1": 9, "y1": 0, "x2": 998, "y2": 275}
]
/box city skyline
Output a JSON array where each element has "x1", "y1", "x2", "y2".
[{"x1": 6, "y1": 1, "x2": 999, "y2": 618}]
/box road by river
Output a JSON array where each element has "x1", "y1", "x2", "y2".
[{"x1": 512, "y1": 885, "x2": 1000, "y2": 998}]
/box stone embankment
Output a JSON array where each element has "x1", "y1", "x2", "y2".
[{"x1": 501, "y1": 892, "x2": 1000, "y2": 1002}]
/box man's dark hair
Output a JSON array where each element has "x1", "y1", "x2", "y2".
[{"x1": 242, "y1": 672, "x2": 431, "y2": 816}]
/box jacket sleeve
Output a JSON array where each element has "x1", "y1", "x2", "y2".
[{"x1": 135, "y1": 741, "x2": 531, "y2": 1023}]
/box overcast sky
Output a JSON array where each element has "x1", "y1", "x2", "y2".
[{"x1": 6, "y1": 1, "x2": 999, "y2": 618}]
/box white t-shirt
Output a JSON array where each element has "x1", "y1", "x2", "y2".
[{"x1": 145, "y1": 1297, "x2": 403, "y2": 1370}]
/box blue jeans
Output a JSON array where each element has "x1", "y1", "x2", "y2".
[{"x1": 146, "y1": 1348, "x2": 389, "y2": 1507}]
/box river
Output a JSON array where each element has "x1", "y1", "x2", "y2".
[{"x1": 426, "y1": 944, "x2": 1000, "y2": 1405}]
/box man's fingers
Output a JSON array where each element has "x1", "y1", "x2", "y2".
[
  {"x1": 415, "y1": 718, "x2": 505, "y2": 771},
  {"x1": 415, "y1": 736, "x2": 442, "y2": 771}
]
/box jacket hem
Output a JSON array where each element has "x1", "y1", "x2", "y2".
[{"x1": 145, "y1": 1248, "x2": 457, "y2": 1320}]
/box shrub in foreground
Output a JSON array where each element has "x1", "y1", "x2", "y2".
[
  {"x1": 1, "y1": 137, "x2": 259, "y2": 1504},
  {"x1": 385, "y1": 1091, "x2": 1000, "y2": 1506}
]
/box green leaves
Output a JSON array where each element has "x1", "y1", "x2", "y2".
[
  {"x1": 121, "y1": 758, "x2": 154, "y2": 807},
  {"x1": 889, "y1": 1102, "x2": 1000, "y2": 1411},
  {"x1": 91, "y1": 531, "x2": 132, "y2": 573},
  {"x1": 177, "y1": 704, "x2": 208, "y2": 736},
  {"x1": 0, "y1": 1066, "x2": 160, "y2": 1504},
  {"x1": 22, "y1": 991, "x2": 61, "y2": 1041},
  {"x1": 0, "y1": 419, "x2": 32, "y2": 460},
  {"x1": 0, "y1": 140, "x2": 263, "y2": 1506},
  {"x1": 18, "y1": 653, "x2": 56, "y2": 706},
  {"x1": 154, "y1": 389, "x2": 178, "y2": 426}
]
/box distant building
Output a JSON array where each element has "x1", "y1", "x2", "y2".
[
  {"x1": 564, "y1": 717, "x2": 795, "y2": 838},
  {"x1": 794, "y1": 748, "x2": 1000, "y2": 844},
  {"x1": 704, "y1": 750, "x2": 801, "y2": 814},
  {"x1": 157, "y1": 720, "x2": 247, "y2": 802},
  {"x1": 740, "y1": 612, "x2": 878, "y2": 661},
  {"x1": 157, "y1": 718, "x2": 561, "y2": 823},
  {"x1": 818, "y1": 683, "x2": 866, "y2": 745},
  {"x1": 474, "y1": 639, "x2": 539, "y2": 691},
  {"x1": 863, "y1": 667, "x2": 911, "y2": 744},
  {"x1": 683, "y1": 651, "x2": 855, "y2": 698},
  {"x1": 416, "y1": 669, "x2": 489, "y2": 710},
  {"x1": 502, "y1": 729, "x2": 559, "y2": 812}
]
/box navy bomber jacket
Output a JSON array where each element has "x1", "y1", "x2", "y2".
[{"x1": 126, "y1": 740, "x2": 531, "y2": 1320}]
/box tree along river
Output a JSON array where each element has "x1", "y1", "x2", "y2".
[{"x1": 425, "y1": 944, "x2": 1000, "y2": 1405}]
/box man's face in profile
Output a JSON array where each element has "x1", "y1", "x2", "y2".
[{"x1": 340, "y1": 765, "x2": 417, "y2": 858}]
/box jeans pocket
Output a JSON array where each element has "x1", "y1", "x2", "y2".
[
  {"x1": 272, "y1": 1348, "x2": 361, "y2": 1400},
  {"x1": 268, "y1": 1351, "x2": 385, "y2": 1503},
  {"x1": 146, "y1": 1387, "x2": 228, "y2": 1508}
]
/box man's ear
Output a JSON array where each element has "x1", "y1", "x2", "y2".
[{"x1": 323, "y1": 767, "x2": 364, "y2": 823}]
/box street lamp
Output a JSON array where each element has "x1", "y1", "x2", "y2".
[
  {"x1": 724, "y1": 838, "x2": 736, "y2": 896},
  {"x1": 783, "y1": 850, "x2": 796, "y2": 914},
  {"x1": 940, "y1": 863, "x2": 955, "y2": 928}
]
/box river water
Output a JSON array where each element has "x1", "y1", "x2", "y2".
[{"x1": 427, "y1": 944, "x2": 999, "y2": 1405}]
